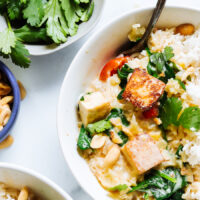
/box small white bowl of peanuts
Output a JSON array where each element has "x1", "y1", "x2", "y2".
[{"x1": 0, "y1": 162, "x2": 73, "y2": 200}]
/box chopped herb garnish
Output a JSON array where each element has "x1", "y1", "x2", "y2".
[
  {"x1": 77, "y1": 125, "x2": 91, "y2": 150},
  {"x1": 117, "y1": 131, "x2": 128, "y2": 146},
  {"x1": 117, "y1": 88, "x2": 125, "y2": 100},
  {"x1": 176, "y1": 145, "x2": 183, "y2": 159},
  {"x1": 108, "y1": 184, "x2": 128, "y2": 192},
  {"x1": 176, "y1": 79, "x2": 186, "y2": 91}
]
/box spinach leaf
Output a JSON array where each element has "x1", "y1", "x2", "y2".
[
  {"x1": 129, "y1": 167, "x2": 187, "y2": 200},
  {"x1": 159, "y1": 97, "x2": 182, "y2": 129},
  {"x1": 117, "y1": 64, "x2": 133, "y2": 88},
  {"x1": 77, "y1": 125, "x2": 91, "y2": 150},
  {"x1": 146, "y1": 46, "x2": 177, "y2": 83},
  {"x1": 107, "y1": 108, "x2": 130, "y2": 126},
  {"x1": 117, "y1": 88, "x2": 125, "y2": 100},
  {"x1": 108, "y1": 184, "x2": 128, "y2": 192},
  {"x1": 176, "y1": 145, "x2": 183, "y2": 159},
  {"x1": 118, "y1": 131, "x2": 128, "y2": 146},
  {"x1": 179, "y1": 106, "x2": 200, "y2": 131},
  {"x1": 86, "y1": 120, "x2": 112, "y2": 135}
]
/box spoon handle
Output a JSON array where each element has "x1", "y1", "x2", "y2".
[
  {"x1": 123, "y1": 0, "x2": 166, "y2": 55},
  {"x1": 141, "y1": 0, "x2": 166, "y2": 45}
]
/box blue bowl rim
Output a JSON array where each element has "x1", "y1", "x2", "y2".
[{"x1": 0, "y1": 61, "x2": 20, "y2": 142}]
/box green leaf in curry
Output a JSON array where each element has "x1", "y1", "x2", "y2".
[
  {"x1": 159, "y1": 97, "x2": 182, "y2": 129},
  {"x1": 23, "y1": 0, "x2": 44, "y2": 26},
  {"x1": 179, "y1": 106, "x2": 200, "y2": 131},
  {"x1": 107, "y1": 108, "x2": 130, "y2": 127},
  {"x1": 77, "y1": 125, "x2": 91, "y2": 150},
  {"x1": 117, "y1": 131, "x2": 128, "y2": 147},
  {"x1": 86, "y1": 120, "x2": 112, "y2": 136},
  {"x1": 108, "y1": 184, "x2": 128, "y2": 192}
]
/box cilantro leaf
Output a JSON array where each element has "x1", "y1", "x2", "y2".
[
  {"x1": 163, "y1": 46, "x2": 174, "y2": 61},
  {"x1": 179, "y1": 107, "x2": 200, "y2": 131},
  {"x1": 77, "y1": 125, "x2": 91, "y2": 150},
  {"x1": 147, "y1": 46, "x2": 176, "y2": 83},
  {"x1": 0, "y1": 0, "x2": 7, "y2": 13},
  {"x1": 0, "y1": 27, "x2": 16, "y2": 54},
  {"x1": 23, "y1": 0, "x2": 44, "y2": 26},
  {"x1": 14, "y1": 25, "x2": 51, "y2": 44},
  {"x1": 10, "y1": 40, "x2": 31, "y2": 68},
  {"x1": 7, "y1": 0, "x2": 22, "y2": 20},
  {"x1": 86, "y1": 120, "x2": 112, "y2": 135},
  {"x1": 79, "y1": 1, "x2": 94, "y2": 22},
  {"x1": 61, "y1": 0, "x2": 79, "y2": 36},
  {"x1": 108, "y1": 184, "x2": 128, "y2": 192},
  {"x1": 40, "y1": 0, "x2": 68, "y2": 43},
  {"x1": 159, "y1": 97, "x2": 182, "y2": 129}
]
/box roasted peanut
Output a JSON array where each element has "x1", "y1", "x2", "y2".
[
  {"x1": 17, "y1": 80, "x2": 26, "y2": 100},
  {"x1": 0, "y1": 82, "x2": 11, "y2": 96},
  {"x1": 175, "y1": 23, "x2": 195, "y2": 36},
  {"x1": 0, "y1": 135, "x2": 14, "y2": 149},
  {"x1": 90, "y1": 135, "x2": 106, "y2": 149},
  {"x1": 18, "y1": 187, "x2": 29, "y2": 200},
  {"x1": 104, "y1": 144, "x2": 120, "y2": 168}
]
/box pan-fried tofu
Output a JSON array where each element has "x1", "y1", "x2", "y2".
[
  {"x1": 79, "y1": 92, "x2": 111, "y2": 125},
  {"x1": 122, "y1": 68, "x2": 165, "y2": 110},
  {"x1": 121, "y1": 134, "x2": 164, "y2": 174}
]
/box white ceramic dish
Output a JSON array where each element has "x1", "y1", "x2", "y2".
[
  {"x1": 57, "y1": 6, "x2": 200, "y2": 200},
  {"x1": 0, "y1": 163, "x2": 72, "y2": 200},
  {"x1": 0, "y1": 0, "x2": 105, "y2": 56}
]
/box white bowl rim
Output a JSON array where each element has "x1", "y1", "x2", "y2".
[
  {"x1": 0, "y1": 162, "x2": 73, "y2": 200},
  {"x1": 30, "y1": 0, "x2": 106, "y2": 56},
  {"x1": 57, "y1": 4, "x2": 200, "y2": 199}
]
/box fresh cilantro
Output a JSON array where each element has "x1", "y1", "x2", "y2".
[
  {"x1": 40, "y1": 0, "x2": 68, "y2": 43},
  {"x1": 176, "y1": 145, "x2": 183, "y2": 159},
  {"x1": 61, "y1": 0, "x2": 79, "y2": 36},
  {"x1": 176, "y1": 79, "x2": 186, "y2": 91},
  {"x1": 14, "y1": 25, "x2": 51, "y2": 44},
  {"x1": 146, "y1": 46, "x2": 177, "y2": 83},
  {"x1": 163, "y1": 46, "x2": 174, "y2": 61},
  {"x1": 117, "y1": 131, "x2": 128, "y2": 146},
  {"x1": 86, "y1": 120, "x2": 112, "y2": 136},
  {"x1": 129, "y1": 167, "x2": 187, "y2": 200},
  {"x1": 144, "y1": 193, "x2": 149, "y2": 200},
  {"x1": 23, "y1": 0, "x2": 44, "y2": 26},
  {"x1": 107, "y1": 108, "x2": 130, "y2": 126},
  {"x1": 179, "y1": 107, "x2": 200, "y2": 131},
  {"x1": 0, "y1": 16, "x2": 30, "y2": 68},
  {"x1": 159, "y1": 97, "x2": 182, "y2": 129},
  {"x1": 117, "y1": 64, "x2": 133, "y2": 88},
  {"x1": 117, "y1": 88, "x2": 125, "y2": 100},
  {"x1": 10, "y1": 40, "x2": 31, "y2": 68},
  {"x1": 0, "y1": 24, "x2": 16, "y2": 54},
  {"x1": 108, "y1": 184, "x2": 128, "y2": 192},
  {"x1": 159, "y1": 96, "x2": 200, "y2": 132},
  {"x1": 7, "y1": 0, "x2": 23, "y2": 20},
  {"x1": 79, "y1": 1, "x2": 94, "y2": 22},
  {"x1": 77, "y1": 125, "x2": 91, "y2": 150}
]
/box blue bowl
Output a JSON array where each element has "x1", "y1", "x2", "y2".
[{"x1": 0, "y1": 61, "x2": 20, "y2": 142}]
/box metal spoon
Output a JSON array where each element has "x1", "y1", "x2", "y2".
[{"x1": 119, "y1": 0, "x2": 166, "y2": 56}]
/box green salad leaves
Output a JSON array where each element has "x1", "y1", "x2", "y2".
[{"x1": 0, "y1": 0, "x2": 94, "y2": 67}]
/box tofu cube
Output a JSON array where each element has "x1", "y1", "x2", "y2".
[
  {"x1": 79, "y1": 92, "x2": 111, "y2": 125},
  {"x1": 122, "y1": 68, "x2": 165, "y2": 110},
  {"x1": 122, "y1": 134, "x2": 164, "y2": 174}
]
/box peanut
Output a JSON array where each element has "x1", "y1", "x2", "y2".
[{"x1": 175, "y1": 23, "x2": 195, "y2": 36}]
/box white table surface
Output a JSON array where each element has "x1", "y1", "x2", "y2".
[{"x1": 1, "y1": 0, "x2": 200, "y2": 199}]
